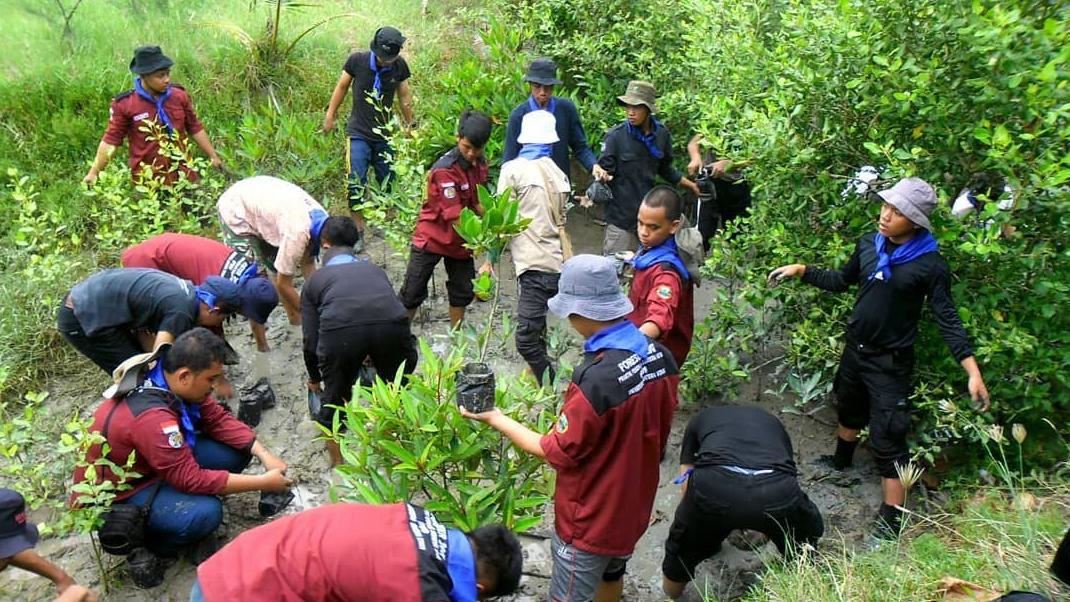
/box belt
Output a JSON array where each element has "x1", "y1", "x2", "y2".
[{"x1": 718, "y1": 465, "x2": 775, "y2": 477}]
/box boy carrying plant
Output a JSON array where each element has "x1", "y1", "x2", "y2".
[
  {"x1": 627, "y1": 186, "x2": 696, "y2": 367},
  {"x1": 768, "y1": 176, "x2": 991, "y2": 541},
  {"x1": 399, "y1": 110, "x2": 492, "y2": 328}
]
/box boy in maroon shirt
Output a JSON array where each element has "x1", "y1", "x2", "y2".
[
  {"x1": 84, "y1": 46, "x2": 221, "y2": 185},
  {"x1": 463, "y1": 255, "x2": 678, "y2": 602},
  {"x1": 399, "y1": 110, "x2": 491, "y2": 328},
  {"x1": 627, "y1": 186, "x2": 695, "y2": 366}
]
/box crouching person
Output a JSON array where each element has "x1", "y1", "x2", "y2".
[
  {"x1": 662, "y1": 406, "x2": 823, "y2": 599},
  {"x1": 192, "y1": 502, "x2": 523, "y2": 601},
  {"x1": 71, "y1": 328, "x2": 291, "y2": 588}
]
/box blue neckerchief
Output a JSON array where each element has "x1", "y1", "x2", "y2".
[
  {"x1": 632, "y1": 237, "x2": 690, "y2": 281},
  {"x1": 625, "y1": 117, "x2": 663, "y2": 159},
  {"x1": 368, "y1": 53, "x2": 393, "y2": 98},
  {"x1": 194, "y1": 287, "x2": 217, "y2": 309},
  {"x1": 445, "y1": 529, "x2": 478, "y2": 602},
  {"x1": 325, "y1": 253, "x2": 361, "y2": 267},
  {"x1": 518, "y1": 143, "x2": 553, "y2": 160},
  {"x1": 584, "y1": 321, "x2": 650, "y2": 359},
  {"x1": 236, "y1": 262, "x2": 259, "y2": 285},
  {"x1": 147, "y1": 362, "x2": 199, "y2": 449},
  {"x1": 134, "y1": 78, "x2": 174, "y2": 136},
  {"x1": 527, "y1": 94, "x2": 557, "y2": 115},
  {"x1": 308, "y1": 209, "x2": 329, "y2": 258},
  {"x1": 869, "y1": 230, "x2": 938, "y2": 282}
]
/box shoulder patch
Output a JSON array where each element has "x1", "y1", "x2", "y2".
[
  {"x1": 113, "y1": 90, "x2": 134, "y2": 101},
  {"x1": 167, "y1": 431, "x2": 184, "y2": 448},
  {"x1": 442, "y1": 185, "x2": 457, "y2": 199},
  {"x1": 556, "y1": 412, "x2": 569, "y2": 434},
  {"x1": 656, "y1": 285, "x2": 673, "y2": 300}
]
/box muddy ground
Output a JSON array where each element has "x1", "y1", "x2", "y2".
[{"x1": 2, "y1": 209, "x2": 885, "y2": 601}]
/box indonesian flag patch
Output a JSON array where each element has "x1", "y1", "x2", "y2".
[{"x1": 161, "y1": 420, "x2": 184, "y2": 448}]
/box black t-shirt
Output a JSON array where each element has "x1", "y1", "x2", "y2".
[
  {"x1": 70, "y1": 268, "x2": 199, "y2": 336},
  {"x1": 343, "y1": 51, "x2": 411, "y2": 141},
  {"x1": 680, "y1": 405, "x2": 797, "y2": 476}
]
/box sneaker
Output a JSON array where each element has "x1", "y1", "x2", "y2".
[{"x1": 127, "y1": 547, "x2": 165, "y2": 589}]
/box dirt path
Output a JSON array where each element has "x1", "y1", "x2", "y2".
[{"x1": 2, "y1": 209, "x2": 882, "y2": 601}]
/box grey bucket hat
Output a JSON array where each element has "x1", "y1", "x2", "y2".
[
  {"x1": 548, "y1": 255, "x2": 633, "y2": 320},
  {"x1": 877, "y1": 177, "x2": 937, "y2": 231},
  {"x1": 616, "y1": 80, "x2": 657, "y2": 113}
]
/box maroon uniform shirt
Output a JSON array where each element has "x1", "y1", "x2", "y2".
[
  {"x1": 122, "y1": 233, "x2": 252, "y2": 285},
  {"x1": 197, "y1": 503, "x2": 460, "y2": 602},
  {"x1": 539, "y1": 335, "x2": 679, "y2": 556},
  {"x1": 102, "y1": 84, "x2": 204, "y2": 182},
  {"x1": 411, "y1": 148, "x2": 488, "y2": 259},
  {"x1": 627, "y1": 262, "x2": 694, "y2": 366},
  {"x1": 71, "y1": 386, "x2": 255, "y2": 504}
]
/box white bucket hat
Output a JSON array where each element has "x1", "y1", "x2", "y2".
[{"x1": 517, "y1": 110, "x2": 559, "y2": 145}]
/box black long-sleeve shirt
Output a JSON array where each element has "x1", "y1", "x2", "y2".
[
  {"x1": 802, "y1": 233, "x2": 974, "y2": 362},
  {"x1": 596, "y1": 121, "x2": 683, "y2": 231},
  {"x1": 300, "y1": 247, "x2": 409, "y2": 381}
]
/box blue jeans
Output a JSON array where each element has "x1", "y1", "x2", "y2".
[
  {"x1": 125, "y1": 438, "x2": 251, "y2": 556},
  {"x1": 348, "y1": 137, "x2": 395, "y2": 208},
  {"x1": 189, "y1": 577, "x2": 206, "y2": 602}
]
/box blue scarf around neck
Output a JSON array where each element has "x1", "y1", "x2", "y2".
[
  {"x1": 584, "y1": 321, "x2": 650, "y2": 359},
  {"x1": 527, "y1": 94, "x2": 557, "y2": 115},
  {"x1": 518, "y1": 143, "x2": 553, "y2": 160},
  {"x1": 445, "y1": 529, "x2": 478, "y2": 602},
  {"x1": 632, "y1": 237, "x2": 690, "y2": 281},
  {"x1": 325, "y1": 252, "x2": 361, "y2": 267},
  {"x1": 625, "y1": 117, "x2": 663, "y2": 159},
  {"x1": 147, "y1": 361, "x2": 200, "y2": 449},
  {"x1": 368, "y1": 53, "x2": 393, "y2": 98},
  {"x1": 134, "y1": 78, "x2": 174, "y2": 135},
  {"x1": 869, "y1": 230, "x2": 938, "y2": 282}
]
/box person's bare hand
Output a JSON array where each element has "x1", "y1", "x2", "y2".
[
  {"x1": 459, "y1": 406, "x2": 503, "y2": 424},
  {"x1": 261, "y1": 454, "x2": 288, "y2": 475},
  {"x1": 82, "y1": 171, "x2": 98, "y2": 187},
  {"x1": 210, "y1": 155, "x2": 224, "y2": 171},
  {"x1": 261, "y1": 468, "x2": 293, "y2": 492},
  {"x1": 687, "y1": 156, "x2": 703, "y2": 176},
  {"x1": 767, "y1": 264, "x2": 806, "y2": 286},
  {"x1": 214, "y1": 379, "x2": 235, "y2": 400},
  {"x1": 592, "y1": 164, "x2": 613, "y2": 182},
  {"x1": 969, "y1": 375, "x2": 991, "y2": 412},
  {"x1": 680, "y1": 177, "x2": 700, "y2": 196},
  {"x1": 711, "y1": 159, "x2": 731, "y2": 178},
  {"x1": 322, "y1": 115, "x2": 336, "y2": 133},
  {"x1": 576, "y1": 195, "x2": 594, "y2": 208},
  {"x1": 478, "y1": 261, "x2": 494, "y2": 276},
  {"x1": 307, "y1": 381, "x2": 322, "y2": 394}
]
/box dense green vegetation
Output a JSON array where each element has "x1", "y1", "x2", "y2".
[{"x1": 0, "y1": 0, "x2": 1067, "y2": 598}]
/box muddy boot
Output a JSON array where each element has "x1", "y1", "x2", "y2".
[
  {"x1": 810, "y1": 455, "x2": 861, "y2": 487},
  {"x1": 127, "y1": 547, "x2": 166, "y2": 588},
  {"x1": 258, "y1": 490, "x2": 295, "y2": 518}
]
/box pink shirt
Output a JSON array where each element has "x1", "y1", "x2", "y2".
[{"x1": 217, "y1": 176, "x2": 324, "y2": 276}]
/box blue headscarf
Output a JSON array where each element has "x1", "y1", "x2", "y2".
[
  {"x1": 625, "y1": 117, "x2": 664, "y2": 159},
  {"x1": 308, "y1": 209, "x2": 329, "y2": 258},
  {"x1": 147, "y1": 361, "x2": 200, "y2": 449},
  {"x1": 368, "y1": 53, "x2": 393, "y2": 98},
  {"x1": 518, "y1": 143, "x2": 553, "y2": 160},
  {"x1": 632, "y1": 237, "x2": 690, "y2": 281},
  {"x1": 869, "y1": 230, "x2": 938, "y2": 281},
  {"x1": 584, "y1": 321, "x2": 650, "y2": 359},
  {"x1": 445, "y1": 528, "x2": 478, "y2": 602},
  {"x1": 134, "y1": 78, "x2": 174, "y2": 136}
]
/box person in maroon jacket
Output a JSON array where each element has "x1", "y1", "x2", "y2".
[
  {"x1": 462, "y1": 254, "x2": 679, "y2": 602},
  {"x1": 399, "y1": 110, "x2": 492, "y2": 328},
  {"x1": 192, "y1": 502, "x2": 522, "y2": 602},
  {"x1": 122, "y1": 233, "x2": 279, "y2": 353},
  {"x1": 71, "y1": 328, "x2": 291, "y2": 587},
  {"x1": 627, "y1": 185, "x2": 695, "y2": 366},
  {"x1": 83, "y1": 46, "x2": 222, "y2": 185}
]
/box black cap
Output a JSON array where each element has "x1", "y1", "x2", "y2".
[
  {"x1": 129, "y1": 45, "x2": 174, "y2": 75},
  {"x1": 523, "y1": 58, "x2": 563, "y2": 86},
  {"x1": 370, "y1": 26, "x2": 406, "y2": 61},
  {"x1": 0, "y1": 488, "x2": 39, "y2": 559}
]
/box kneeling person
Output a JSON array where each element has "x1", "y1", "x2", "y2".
[
  {"x1": 193, "y1": 502, "x2": 522, "y2": 601},
  {"x1": 72, "y1": 328, "x2": 291, "y2": 587},
  {"x1": 301, "y1": 217, "x2": 418, "y2": 465},
  {"x1": 662, "y1": 405, "x2": 823, "y2": 599}
]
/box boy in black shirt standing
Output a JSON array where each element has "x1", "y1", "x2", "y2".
[{"x1": 768, "y1": 177, "x2": 990, "y2": 540}]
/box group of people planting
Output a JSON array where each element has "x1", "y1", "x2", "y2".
[{"x1": 1, "y1": 21, "x2": 1018, "y2": 602}]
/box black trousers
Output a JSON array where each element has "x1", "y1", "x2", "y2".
[
  {"x1": 57, "y1": 304, "x2": 142, "y2": 375},
  {"x1": 515, "y1": 270, "x2": 559, "y2": 383},
  {"x1": 662, "y1": 467, "x2": 823, "y2": 583},
  {"x1": 398, "y1": 246, "x2": 475, "y2": 309},
  {"x1": 317, "y1": 321, "x2": 418, "y2": 427}
]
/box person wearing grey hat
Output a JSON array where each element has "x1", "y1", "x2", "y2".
[
  {"x1": 768, "y1": 176, "x2": 990, "y2": 542},
  {"x1": 84, "y1": 45, "x2": 222, "y2": 186},
  {"x1": 462, "y1": 254, "x2": 679, "y2": 602},
  {"x1": 0, "y1": 488, "x2": 98, "y2": 601},
  {"x1": 590, "y1": 80, "x2": 700, "y2": 256},
  {"x1": 324, "y1": 26, "x2": 414, "y2": 251},
  {"x1": 502, "y1": 58, "x2": 597, "y2": 182}
]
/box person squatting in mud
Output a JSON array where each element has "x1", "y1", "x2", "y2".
[
  {"x1": 768, "y1": 176, "x2": 991, "y2": 541},
  {"x1": 71, "y1": 328, "x2": 292, "y2": 588},
  {"x1": 463, "y1": 255, "x2": 678, "y2": 602}
]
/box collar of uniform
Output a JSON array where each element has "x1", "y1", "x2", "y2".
[{"x1": 445, "y1": 528, "x2": 478, "y2": 602}]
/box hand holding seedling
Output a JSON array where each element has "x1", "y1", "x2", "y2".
[
  {"x1": 592, "y1": 164, "x2": 613, "y2": 182},
  {"x1": 459, "y1": 405, "x2": 503, "y2": 424},
  {"x1": 767, "y1": 264, "x2": 806, "y2": 286}
]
